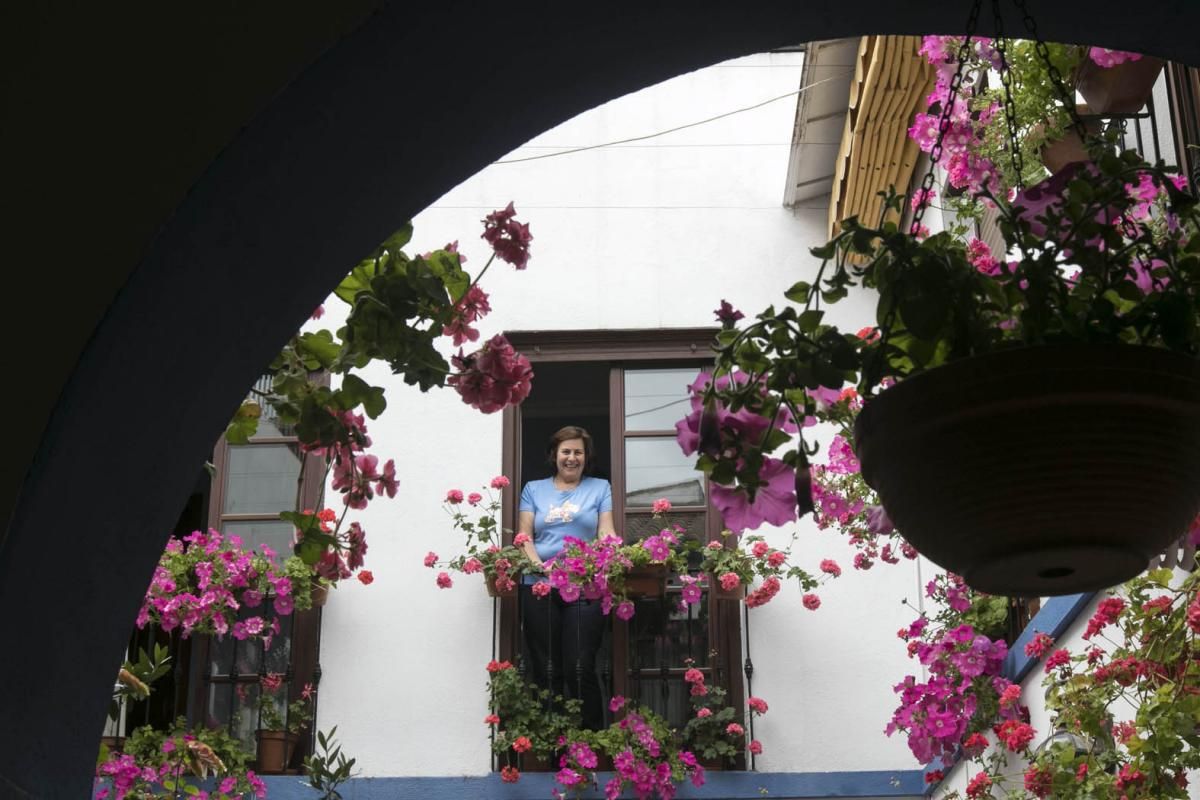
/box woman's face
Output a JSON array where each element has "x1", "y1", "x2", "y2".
[{"x1": 554, "y1": 438, "x2": 586, "y2": 482}]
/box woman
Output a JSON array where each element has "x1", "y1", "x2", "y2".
[{"x1": 518, "y1": 425, "x2": 614, "y2": 730}]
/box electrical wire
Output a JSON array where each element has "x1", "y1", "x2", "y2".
[{"x1": 493, "y1": 69, "x2": 855, "y2": 165}]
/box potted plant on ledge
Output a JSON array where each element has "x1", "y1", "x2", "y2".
[
  {"x1": 433, "y1": 477, "x2": 533, "y2": 597},
  {"x1": 254, "y1": 674, "x2": 315, "y2": 773}
]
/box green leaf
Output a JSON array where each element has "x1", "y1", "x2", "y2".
[
  {"x1": 339, "y1": 374, "x2": 388, "y2": 419},
  {"x1": 784, "y1": 281, "x2": 812, "y2": 304},
  {"x1": 796, "y1": 309, "x2": 824, "y2": 332},
  {"x1": 378, "y1": 224, "x2": 413, "y2": 254},
  {"x1": 224, "y1": 401, "x2": 261, "y2": 445},
  {"x1": 425, "y1": 249, "x2": 470, "y2": 303},
  {"x1": 296, "y1": 330, "x2": 342, "y2": 370}
]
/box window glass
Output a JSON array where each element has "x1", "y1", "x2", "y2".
[
  {"x1": 624, "y1": 369, "x2": 697, "y2": 432},
  {"x1": 631, "y1": 596, "x2": 709, "y2": 668},
  {"x1": 222, "y1": 520, "x2": 296, "y2": 556},
  {"x1": 625, "y1": 437, "x2": 705, "y2": 506},
  {"x1": 223, "y1": 445, "x2": 302, "y2": 514}
]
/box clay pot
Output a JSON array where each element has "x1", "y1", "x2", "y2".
[
  {"x1": 255, "y1": 730, "x2": 299, "y2": 773},
  {"x1": 486, "y1": 575, "x2": 517, "y2": 598},
  {"x1": 854, "y1": 344, "x2": 1200, "y2": 595},
  {"x1": 1036, "y1": 106, "x2": 1102, "y2": 175},
  {"x1": 1075, "y1": 56, "x2": 1165, "y2": 115},
  {"x1": 310, "y1": 581, "x2": 328, "y2": 608}
]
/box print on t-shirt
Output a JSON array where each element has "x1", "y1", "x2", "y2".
[{"x1": 545, "y1": 500, "x2": 580, "y2": 524}]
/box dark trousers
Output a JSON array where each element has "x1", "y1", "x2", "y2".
[{"x1": 519, "y1": 584, "x2": 606, "y2": 730}]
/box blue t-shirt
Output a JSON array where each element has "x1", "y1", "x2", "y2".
[{"x1": 519, "y1": 476, "x2": 613, "y2": 564}]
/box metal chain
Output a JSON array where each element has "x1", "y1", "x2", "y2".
[
  {"x1": 991, "y1": 0, "x2": 1025, "y2": 189},
  {"x1": 913, "y1": 0, "x2": 983, "y2": 229},
  {"x1": 1012, "y1": 0, "x2": 1089, "y2": 139}
]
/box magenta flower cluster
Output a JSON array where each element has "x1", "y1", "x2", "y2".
[
  {"x1": 137, "y1": 529, "x2": 296, "y2": 646},
  {"x1": 94, "y1": 742, "x2": 266, "y2": 800},
  {"x1": 544, "y1": 534, "x2": 646, "y2": 620},
  {"x1": 887, "y1": 620, "x2": 1015, "y2": 764},
  {"x1": 603, "y1": 711, "x2": 704, "y2": 800},
  {"x1": 886, "y1": 576, "x2": 1024, "y2": 766}
]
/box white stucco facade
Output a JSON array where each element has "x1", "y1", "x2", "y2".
[{"x1": 315, "y1": 50, "x2": 927, "y2": 782}]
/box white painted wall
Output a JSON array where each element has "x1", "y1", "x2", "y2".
[{"x1": 318, "y1": 50, "x2": 925, "y2": 779}]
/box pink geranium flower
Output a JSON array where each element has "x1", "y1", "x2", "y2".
[
  {"x1": 435, "y1": 572, "x2": 453, "y2": 589},
  {"x1": 481, "y1": 202, "x2": 533, "y2": 270},
  {"x1": 719, "y1": 572, "x2": 741, "y2": 592}
]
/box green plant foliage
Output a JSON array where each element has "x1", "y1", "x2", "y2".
[{"x1": 304, "y1": 726, "x2": 358, "y2": 800}]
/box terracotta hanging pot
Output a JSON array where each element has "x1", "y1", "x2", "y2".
[
  {"x1": 1038, "y1": 108, "x2": 1102, "y2": 175},
  {"x1": 1075, "y1": 56, "x2": 1164, "y2": 115},
  {"x1": 624, "y1": 564, "x2": 669, "y2": 597},
  {"x1": 486, "y1": 575, "x2": 517, "y2": 598},
  {"x1": 854, "y1": 344, "x2": 1200, "y2": 596},
  {"x1": 255, "y1": 729, "x2": 299, "y2": 773},
  {"x1": 309, "y1": 580, "x2": 329, "y2": 608}
]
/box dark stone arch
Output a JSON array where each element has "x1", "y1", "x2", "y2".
[{"x1": 4, "y1": 1, "x2": 1199, "y2": 795}]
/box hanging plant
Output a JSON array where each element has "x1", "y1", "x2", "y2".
[{"x1": 686, "y1": 141, "x2": 1200, "y2": 594}]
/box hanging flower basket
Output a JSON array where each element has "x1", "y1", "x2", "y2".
[
  {"x1": 1075, "y1": 55, "x2": 1164, "y2": 115},
  {"x1": 854, "y1": 344, "x2": 1200, "y2": 595}
]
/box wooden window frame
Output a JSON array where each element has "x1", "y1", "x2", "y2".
[
  {"x1": 188, "y1": 397, "x2": 327, "y2": 769},
  {"x1": 498, "y1": 328, "x2": 745, "y2": 765}
]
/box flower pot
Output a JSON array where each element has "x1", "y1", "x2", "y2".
[
  {"x1": 854, "y1": 344, "x2": 1200, "y2": 596},
  {"x1": 310, "y1": 580, "x2": 329, "y2": 608},
  {"x1": 1075, "y1": 56, "x2": 1164, "y2": 115},
  {"x1": 709, "y1": 574, "x2": 746, "y2": 601},
  {"x1": 624, "y1": 564, "x2": 668, "y2": 597},
  {"x1": 255, "y1": 729, "x2": 300, "y2": 773},
  {"x1": 1036, "y1": 106, "x2": 1102, "y2": 176},
  {"x1": 486, "y1": 575, "x2": 516, "y2": 598}
]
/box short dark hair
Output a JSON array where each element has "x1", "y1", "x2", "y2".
[{"x1": 547, "y1": 425, "x2": 593, "y2": 472}]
